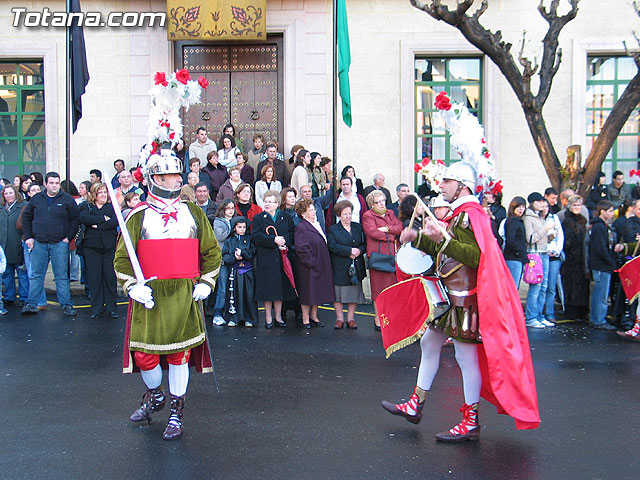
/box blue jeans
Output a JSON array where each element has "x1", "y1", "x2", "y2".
[
  {"x1": 505, "y1": 260, "x2": 524, "y2": 290},
  {"x1": 590, "y1": 270, "x2": 611, "y2": 325},
  {"x1": 525, "y1": 253, "x2": 549, "y2": 322},
  {"x1": 544, "y1": 257, "x2": 562, "y2": 320},
  {"x1": 2, "y1": 264, "x2": 29, "y2": 301},
  {"x1": 213, "y1": 264, "x2": 229, "y2": 316},
  {"x1": 22, "y1": 241, "x2": 47, "y2": 307},
  {"x1": 27, "y1": 240, "x2": 72, "y2": 307}
]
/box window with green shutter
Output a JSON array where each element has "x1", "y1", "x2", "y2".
[
  {"x1": 586, "y1": 56, "x2": 640, "y2": 178},
  {"x1": 414, "y1": 57, "x2": 482, "y2": 190},
  {"x1": 0, "y1": 61, "x2": 46, "y2": 180}
]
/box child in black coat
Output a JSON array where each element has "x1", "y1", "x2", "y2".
[{"x1": 221, "y1": 217, "x2": 258, "y2": 326}]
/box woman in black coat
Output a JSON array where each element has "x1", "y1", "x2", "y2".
[
  {"x1": 561, "y1": 195, "x2": 590, "y2": 320},
  {"x1": 294, "y1": 198, "x2": 335, "y2": 329},
  {"x1": 79, "y1": 183, "x2": 118, "y2": 319},
  {"x1": 503, "y1": 196, "x2": 528, "y2": 289},
  {"x1": 327, "y1": 200, "x2": 366, "y2": 329},
  {"x1": 252, "y1": 190, "x2": 296, "y2": 328},
  {"x1": 0, "y1": 186, "x2": 28, "y2": 304}
]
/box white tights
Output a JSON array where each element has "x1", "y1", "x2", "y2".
[
  {"x1": 139, "y1": 363, "x2": 190, "y2": 397},
  {"x1": 416, "y1": 328, "x2": 482, "y2": 405}
]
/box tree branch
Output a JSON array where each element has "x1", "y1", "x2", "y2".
[
  {"x1": 534, "y1": 0, "x2": 579, "y2": 110},
  {"x1": 472, "y1": 0, "x2": 488, "y2": 20}
]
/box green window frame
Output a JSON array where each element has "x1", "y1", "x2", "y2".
[
  {"x1": 0, "y1": 61, "x2": 46, "y2": 179},
  {"x1": 586, "y1": 55, "x2": 640, "y2": 178},
  {"x1": 414, "y1": 57, "x2": 482, "y2": 188}
]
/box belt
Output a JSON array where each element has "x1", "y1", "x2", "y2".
[{"x1": 448, "y1": 287, "x2": 477, "y2": 297}]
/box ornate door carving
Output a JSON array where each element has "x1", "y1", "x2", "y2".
[{"x1": 178, "y1": 38, "x2": 282, "y2": 151}]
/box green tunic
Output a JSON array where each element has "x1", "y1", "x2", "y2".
[
  {"x1": 114, "y1": 202, "x2": 221, "y2": 355},
  {"x1": 413, "y1": 212, "x2": 481, "y2": 342}
]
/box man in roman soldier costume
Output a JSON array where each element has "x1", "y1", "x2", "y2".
[
  {"x1": 380, "y1": 92, "x2": 539, "y2": 442},
  {"x1": 113, "y1": 69, "x2": 220, "y2": 440}
]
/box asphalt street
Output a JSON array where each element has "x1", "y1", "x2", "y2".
[{"x1": 0, "y1": 297, "x2": 638, "y2": 480}]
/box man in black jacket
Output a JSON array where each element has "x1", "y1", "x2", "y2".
[
  {"x1": 622, "y1": 199, "x2": 640, "y2": 243},
  {"x1": 363, "y1": 173, "x2": 392, "y2": 206},
  {"x1": 21, "y1": 172, "x2": 79, "y2": 316},
  {"x1": 588, "y1": 200, "x2": 617, "y2": 330}
]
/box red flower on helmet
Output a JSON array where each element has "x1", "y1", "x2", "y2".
[
  {"x1": 476, "y1": 185, "x2": 483, "y2": 193},
  {"x1": 154, "y1": 72, "x2": 168, "y2": 87},
  {"x1": 175, "y1": 69, "x2": 191, "y2": 85},
  {"x1": 491, "y1": 180, "x2": 504, "y2": 195},
  {"x1": 198, "y1": 76, "x2": 209, "y2": 89},
  {"x1": 151, "y1": 141, "x2": 160, "y2": 154},
  {"x1": 414, "y1": 163, "x2": 422, "y2": 173},
  {"x1": 434, "y1": 91, "x2": 452, "y2": 111},
  {"x1": 421, "y1": 157, "x2": 430, "y2": 167},
  {"x1": 169, "y1": 132, "x2": 175, "y2": 140},
  {"x1": 436, "y1": 159, "x2": 446, "y2": 166},
  {"x1": 133, "y1": 167, "x2": 144, "y2": 183}
]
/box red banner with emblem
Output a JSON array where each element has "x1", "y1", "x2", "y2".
[
  {"x1": 617, "y1": 255, "x2": 640, "y2": 303},
  {"x1": 376, "y1": 277, "x2": 433, "y2": 358}
]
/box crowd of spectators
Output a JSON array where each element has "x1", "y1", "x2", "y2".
[{"x1": 2, "y1": 123, "x2": 639, "y2": 337}]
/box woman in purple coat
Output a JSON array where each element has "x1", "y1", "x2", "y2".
[{"x1": 294, "y1": 198, "x2": 335, "y2": 328}]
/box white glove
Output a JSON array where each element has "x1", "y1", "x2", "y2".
[
  {"x1": 129, "y1": 283, "x2": 154, "y2": 309},
  {"x1": 192, "y1": 283, "x2": 212, "y2": 301}
]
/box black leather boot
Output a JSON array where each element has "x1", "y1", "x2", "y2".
[
  {"x1": 129, "y1": 387, "x2": 166, "y2": 424},
  {"x1": 162, "y1": 395, "x2": 185, "y2": 440}
]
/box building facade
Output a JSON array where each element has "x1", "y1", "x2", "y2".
[{"x1": 0, "y1": 0, "x2": 638, "y2": 203}]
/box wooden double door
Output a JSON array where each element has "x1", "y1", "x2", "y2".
[{"x1": 175, "y1": 36, "x2": 283, "y2": 153}]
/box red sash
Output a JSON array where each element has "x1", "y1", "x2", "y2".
[{"x1": 138, "y1": 238, "x2": 200, "y2": 279}]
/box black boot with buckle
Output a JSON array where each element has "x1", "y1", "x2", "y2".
[
  {"x1": 162, "y1": 395, "x2": 185, "y2": 440},
  {"x1": 129, "y1": 387, "x2": 166, "y2": 424}
]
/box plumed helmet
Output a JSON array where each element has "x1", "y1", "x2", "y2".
[
  {"x1": 145, "y1": 149, "x2": 184, "y2": 200},
  {"x1": 430, "y1": 194, "x2": 451, "y2": 208},
  {"x1": 443, "y1": 162, "x2": 476, "y2": 191}
]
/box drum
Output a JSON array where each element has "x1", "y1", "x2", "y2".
[
  {"x1": 396, "y1": 243, "x2": 433, "y2": 275},
  {"x1": 423, "y1": 276, "x2": 450, "y2": 322}
]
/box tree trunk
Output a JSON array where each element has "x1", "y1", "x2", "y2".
[
  {"x1": 522, "y1": 108, "x2": 563, "y2": 191},
  {"x1": 579, "y1": 71, "x2": 640, "y2": 197}
]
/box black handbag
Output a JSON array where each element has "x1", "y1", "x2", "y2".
[
  {"x1": 368, "y1": 234, "x2": 396, "y2": 273},
  {"x1": 348, "y1": 259, "x2": 358, "y2": 285},
  {"x1": 74, "y1": 203, "x2": 90, "y2": 255}
]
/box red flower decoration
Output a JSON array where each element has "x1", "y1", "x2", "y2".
[
  {"x1": 476, "y1": 185, "x2": 483, "y2": 193},
  {"x1": 151, "y1": 141, "x2": 160, "y2": 154},
  {"x1": 630, "y1": 169, "x2": 640, "y2": 178},
  {"x1": 414, "y1": 163, "x2": 422, "y2": 173},
  {"x1": 434, "y1": 91, "x2": 452, "y2": 111},
  {"x1": 421, "y1": 157, "x2": 430, "y2": 167},
  {"x1": 184, "y1": 6, "x2": 200, "y2": 23},
  {"x1": 491, "y1": 180, "x2": 504, "y2": 195},
  {"x1": 436, "y1": 159, "x2": 446, "y2": 166},
  {"x1": 154, "y1": 72, "x2": 168, "y2": 87},
  {"x1": 175, "y1": 69, "x2": 191, "y2": 85},
  {"x1": 133, "y1": 167, "x2": 144, "y2": 183},
  {"x1": 198, "y1": 76, "x2": 209, "y2": 89},
  {"x1": 481, "y1": 138, "x2": 486, "y2": 144},
  {"x1": 232, "y1": 6, "x2": 249, "y2": 23},
  {"x1": 169, "y1": 132, "x2": 175, "y2": 140},
  {"x1": 484, "y1": 151, "x2": 491, "y2": 159}
]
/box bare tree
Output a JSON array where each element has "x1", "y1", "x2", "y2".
[{"x1": 410, "y1": 0, "x2": 640, "y2": 197}]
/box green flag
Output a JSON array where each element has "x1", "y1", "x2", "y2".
[{"x1": 337, "y1": 0, "x2": 351, "y2": 127}]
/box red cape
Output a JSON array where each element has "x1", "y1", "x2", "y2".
[{"x1": 457, "y1": 201, "x2": 540, "y2": 430}]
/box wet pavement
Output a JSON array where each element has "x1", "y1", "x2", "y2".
[{"x1": 1, "y1": 296, "x2": 638, "y2": 480}]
